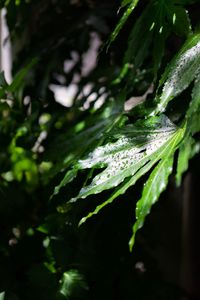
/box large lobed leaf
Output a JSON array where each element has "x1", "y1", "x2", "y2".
[
  {"x1": 56, "y1": 114, "x2": 184, "y2": 249},
  {"x1": 72, "y1": 115, "x2": 177, "y2": 200},
  {"x1": 55, "y1": 12, "x2": 200, "y2": 252},
  {"x1": 77, "y1": 117, "x2": 185, "y2": 250}
]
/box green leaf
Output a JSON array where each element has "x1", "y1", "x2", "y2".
[
  {"x1": 52, "y1": 168, "x2": 79, "y2": 198},
  {"x1": 176, "y1": 75, "x2": 200, "y2": 186},
  {"x1": 0, "y1": 59, "x2": 37, "y2": 99},
  {"x1": 130, "y1": 156, "x2": 174, "y2": 250},
  {"x1": 129, "y1": 123, "x2": 185, "y2": 250},
  {"x1": 108, "y1": 0, "x2": 140, "y2": 45},
  {"x1": 124, "y1": 2, "x2": 153, "y2": 69},
  {"x1": 65, "y1": 116, "x2": 185, "y2": 232},
  {"x1": 74, "y1": 115, "x2": 177, "y2": 201},
  {"x1": 187, "y1": 75, "x2": 200, "y2": 118},
  {"x1": 152, "y1": 28, "x2": 168, "y2": 76},
  {"x1": 8, "y1": 58, "x2": 37, "y2": 93},
  {"x1": 59, "y1": 270, "x2": 88, "y2": 299},
  {"x1": 0, "y1": 72, "x2": 8, "y2": 87},
  {"x1": 121, "y1": 0, "x2": 132, "y2": 7},
  {"x1": 152, "y1": 33, "x2": 200, "y2": 115},
  {"x1": 51, "y1": 106, "x2": 126, "y2": 197},
  {"x1": 163, "y1": 0, "x2": 191, "y2": 37},
  {"x1": 0, "y1": 292, "x2": 5, "y2": 300},
  {"x1": 122, "y1": 0, "x2": 191, "y2": 80},
  {"x1": 176, "y1": 137, "x2": 200, "y2": 186},
  {"x1": 186, "y1": 74, "x2": 200, "y2": 134},
  {"x1": 79, "y1": 120, "x2": 184, "y2": 234},
  {"x1": 171, "y1": 7, "x2": 191, "y2": 37}
]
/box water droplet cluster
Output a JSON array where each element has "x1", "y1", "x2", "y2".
[
  {"x1": 161, "y1": 41, "x2": 200, "y2": 111},
  {"x1": 78, "y1": 117, "x2": 176, "y2": 195}
]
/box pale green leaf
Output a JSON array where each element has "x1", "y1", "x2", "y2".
[{"x1": 0, "y1": 292, "x2": 5, "y2": 300}]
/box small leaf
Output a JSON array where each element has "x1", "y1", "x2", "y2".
[{"x1": 59, "y1": 270, "x2": 88, "y2": 299}]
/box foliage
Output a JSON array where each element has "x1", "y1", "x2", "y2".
[{"x1": 0, "y1": 0, "x2": 200, "y2": 299}]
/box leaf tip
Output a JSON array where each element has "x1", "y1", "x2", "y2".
[
  {"x1": 78, "y1": 217, "x2": 87, "y2": 227},
  {"x1": 129, "y1": 235, "x2": 135, "y2": 252}
]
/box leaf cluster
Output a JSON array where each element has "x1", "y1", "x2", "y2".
[{"x1": 0, "y1": 0, "x2": 200, "y2": 299}]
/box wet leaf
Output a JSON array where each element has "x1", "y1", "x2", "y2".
[
  {"x1": 74, "y1": 115, "x2": 177, "y2": 201},
  {"x1": 152, "y1": 33, "x2": 200, "y2": 115}
]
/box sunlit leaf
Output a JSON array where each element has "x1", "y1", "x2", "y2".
[
  {"x1": 176, "y1": 74, "x2": 200, "y2": 185},
  {"x1": 79, "y1": 120, "x2": 184, "y2": 244},
  {"x1": 152, "y1": 33, "x2": 200, "y2": 115},
  {"x1": 72, "y1": 115, "x2": 177, "y2": 202},
  {"x1": 51, "y1": 102, "x2": 126, "y2": 196}
]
